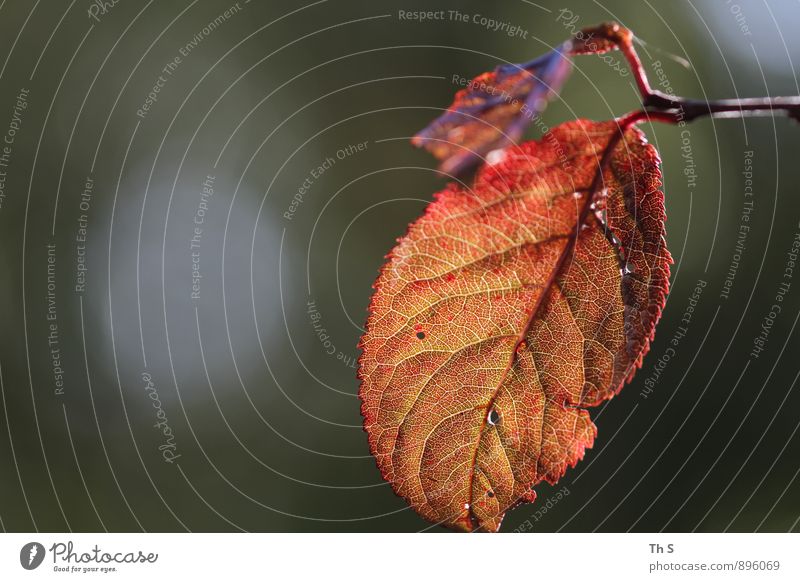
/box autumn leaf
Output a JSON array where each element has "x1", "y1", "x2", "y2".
[
  {"x1": 411, "y1": 45, "x2": 572, "y2": 176},
  {"x1": 358, "y1": 119, "x2": 671, "y2": 532}
]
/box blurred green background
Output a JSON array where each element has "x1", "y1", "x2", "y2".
[{"x1": 0, "y1": 0, "x2": 799, "y2": 532}]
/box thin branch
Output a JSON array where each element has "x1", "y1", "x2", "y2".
[{"x1": 574, "y1": 22, "x2": 800, "y2": 123}]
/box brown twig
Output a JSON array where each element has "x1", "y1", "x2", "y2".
[{"x1": 573, "y1": 22, "x2": 800, "y2": 124}]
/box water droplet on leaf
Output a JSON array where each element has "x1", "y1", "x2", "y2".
[{"x1": 486, "y1": 149, "x2": 506, "y2": 165}]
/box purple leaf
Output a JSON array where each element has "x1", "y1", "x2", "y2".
[{"x1": 413, "y1": 44, "x2": 573, "y2": 175}]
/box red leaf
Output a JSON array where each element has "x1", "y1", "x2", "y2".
[{"x1": 358, "y1": 119, "x2": 671, "y2": 531}]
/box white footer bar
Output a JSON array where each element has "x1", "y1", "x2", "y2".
[{"x1": 0, "y1": 533, "x2": 797, "y2": 581}]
